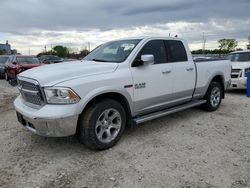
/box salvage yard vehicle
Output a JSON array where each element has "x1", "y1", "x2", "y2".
[
  {"x1": 228, "y1": 50, "x2": 250, "y2": 89},
  {"x1": 5, "y1": 55, "x2": 41, "y2": 81},
  {"x1": 14, "y1": 37, "x2": 232, "y2": 150},
  {"x1": 0, "y1": 55, "x2": 10, "y2": 78}
]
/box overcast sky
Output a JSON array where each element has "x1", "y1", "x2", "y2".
[{"x1": 0, "y1": 0, "x2": 249, "y2": 54}]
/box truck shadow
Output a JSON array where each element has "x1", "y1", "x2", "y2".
[{"x1": 226, "y1": 89, "x2": 246, "y2": 95}]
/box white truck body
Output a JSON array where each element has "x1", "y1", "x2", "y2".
[{"x1": 14, "y1": 37, "x2": 231, "y2": 148}]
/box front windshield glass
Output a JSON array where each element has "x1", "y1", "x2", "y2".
[
  {"x1": 17, "y1": 57, "x2": 40, "y2": 64},
  {"x1": 229, "y1": 52, "x2": 250, "y2": 62},
  {"x1": 84, "y1": 39, "x2": 141, "y2": 63},
  {"x1": 0, "y1": 57, "x2": 8, "y2": 64}
]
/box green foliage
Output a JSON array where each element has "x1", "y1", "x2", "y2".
[
  {"x1": 37, "y1": 46, "x2": 90, "y2": 59},
  {"x1": 52, "y1": 46, "x2": 69, "y2": 57},
  {"x1": 193, "y1": 38, "x2": 240, "y2": 55},
  {"x1": 0, "y1": 49, "x2": 3, "y2": 55},
  {"x1": 192, "y1": 49, "x2": 233, "y2": 55},
  {"x1": 218, "y1": 39, "x2": 238, "y2": 51}
]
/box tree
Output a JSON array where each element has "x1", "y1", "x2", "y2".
[
  {"x1": 0, "y1": 49, "x2": 3, "y2": 55},
  {"x1": 218, "y1": 39, "x2": 238, "y2": 51},
  {"x1": 52, "y1": 45, "x2": 69, "y2": 57},
  {"x1": 79, "y1": 49, "x2": 90, "y2": 57}
]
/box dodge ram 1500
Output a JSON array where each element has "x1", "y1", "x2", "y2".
[{"x1": 14, "y1": 37, "x2": 232, "y2": 150}]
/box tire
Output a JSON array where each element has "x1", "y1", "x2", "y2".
[
  {"x1": 203, "y1": 82, "x2": 222, "y2": 111},
  {"x1": 78, "y1": 99, "x2": 126, "y2": 150},
  {"x1": 5, "y1": 73, "x2": 9, "y2": 81}
]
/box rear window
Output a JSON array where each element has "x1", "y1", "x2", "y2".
[
  {"x1": 165, "y1": 40, "x2": 188, "y2": 62},
  {"x1": 17, "y1": 57, "x2": 40, "y2": 64}
]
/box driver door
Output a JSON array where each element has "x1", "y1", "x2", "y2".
[{"x1": 130, "y1": 40, "x2": 174, "y2": 115}]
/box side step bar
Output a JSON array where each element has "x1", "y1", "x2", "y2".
[{"x1": 134, "y1": 100, "x2": 207, "y2": 124}]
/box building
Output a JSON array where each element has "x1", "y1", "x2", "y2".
[{"x1": 0, "y1": 41, "x2": 11, "y2": 55}]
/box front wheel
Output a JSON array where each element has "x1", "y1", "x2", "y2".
[
  {"x1": 78, "y1": 99, "x2": 126, "y2": 150},
  {"x1": 203, "y1": 82, "x2": 222, "y2": 111}
]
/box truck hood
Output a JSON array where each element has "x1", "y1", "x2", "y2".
[
  {"x1": 19, "y1": 60, "x2": 118, "y2": 86},
  {"x1": 232, "y1": 61, "x2": 250, "y2": 69}
]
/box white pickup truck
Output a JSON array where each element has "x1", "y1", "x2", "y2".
[
  {"x1": 14, "y1": 37, "x2": 231, "y2": 149},
  {"x1": 229, "y1": 50, "x2": 250, "y2": 89}
]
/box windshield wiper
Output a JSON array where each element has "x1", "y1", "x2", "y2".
[{"x1": 91, "y1": 58, "x2": 109, "y2": 62}]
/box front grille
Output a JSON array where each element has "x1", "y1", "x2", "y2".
[
  {"x1": 231, "y1": 69, "x2": 242, "y2": 79},
  {"x1": 18, "y1": 77, "x2": 44, "y2": 106}
]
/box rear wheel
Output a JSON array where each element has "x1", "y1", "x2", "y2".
[
  {"x1": 203, "y1": 82, "x2": 222, "y2": 111},
  {"x1": 78, "y1": 99, "x2": 126, "y2": 150}
]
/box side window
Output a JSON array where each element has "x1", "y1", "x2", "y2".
[
  {"x1": 136, "y1": 40, "x2": 167, "y2": 64},
  {"x1": 165, "y1": 40, "x2": 188, "y2": 62}
]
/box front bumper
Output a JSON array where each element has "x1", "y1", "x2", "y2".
[
  {"x1": 14, "y1": 96, "x2": 79, "y2": 137},
  {"x1": 229, "y1": 77, "x2": 246, "y2": 89}
]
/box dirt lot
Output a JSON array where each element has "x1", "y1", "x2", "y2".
[{"x1": 0, "y1": 81, "x2": 249, "y2": 188}]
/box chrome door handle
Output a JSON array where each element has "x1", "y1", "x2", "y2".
[
  {"x1": 186, "y1": 67, "x2": 194, "y2": 71},
  {"x1": 162, "y1": 70, "x2": 171, "y2": 74}
]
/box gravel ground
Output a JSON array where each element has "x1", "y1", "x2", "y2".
[
  {"x1": 0, "y1": 80, "x2": 19, "y2": 112},
  {"x1": 0, "y1": 87, "x2": 249, "y2": 188}
]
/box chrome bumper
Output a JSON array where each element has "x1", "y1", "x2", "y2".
[
  {"x1": 14, "y1": 96, "x2": 79, "y2": 137},
  {"x1": 229, "y1": 78, "x2": 246, "y2": 89},
  {"x1": 16, "y1": 111, "x2": 78, "y2": 137}
]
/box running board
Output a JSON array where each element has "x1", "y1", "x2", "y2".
[{"x1": 134, "y1": 100, "x2": 206, "y2": 124}]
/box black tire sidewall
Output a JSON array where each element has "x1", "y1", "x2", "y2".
[
  {"x1": 80, "y1": 99, "x2": 126, "y2": 150},
  {"x1": 204, "y1": 82, "x2": 222, "y2": 111}
]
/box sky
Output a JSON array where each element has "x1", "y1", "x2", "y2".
[{"x1": 0, "y1": 0, "x2": 249, "y2": 55}]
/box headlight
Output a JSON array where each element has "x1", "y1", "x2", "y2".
[
  {"x1": 44, "y1": 87, "x2": 80, "y2": 104},
  {"x1": 245, "y1": 67, "x2": 250, "y2": 77}
]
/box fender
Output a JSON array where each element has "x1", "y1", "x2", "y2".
[{"x1": 76, "y1": 86, "x2": 134, "y2": 116}]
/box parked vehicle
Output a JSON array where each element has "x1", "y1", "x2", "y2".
[
  {"x1": 228, "y1": 50, "x2": 250, "y2": 89},
  {"x1": 5, "y1": 55, "x2": 41, "y2": 80},
  {"x1": 14, "y1": 37, "x2": 231, "y2": 150},
  {"x1": 38, "y1": 55, "x2": 64, "y2": 64},
  {"x1": 0, "y1": 55, "x2": 10, "y2": 78}
]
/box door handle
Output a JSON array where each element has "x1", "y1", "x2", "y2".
[
  {"x1": 162, "y1": 70, "x2": 171, "y2": 74},
  {"x1": 186, "y1": 67, "x2": 194, "y2": 71}
]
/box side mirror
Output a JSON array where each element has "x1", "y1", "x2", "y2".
[
  {"x1": 141, "y1": 54, "x2": 154, "y2": 65},
  {"x1": 132, "y1": 54, "x2": 154, "y2": 67}
]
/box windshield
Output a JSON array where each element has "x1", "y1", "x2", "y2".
[
  {"x1": 84, "y1": 39, "x2": 141, "y2": 63},
  {"x1": 0, "y1": 57, "x2": 8, "y2": 64},
  {"x1": 229, "y1": 52, "x2": 250, "y2": 62},
  {"x1": 17, "y1": 57, "x2": 40, "y2": 64}
]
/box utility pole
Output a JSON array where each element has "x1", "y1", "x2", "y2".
[
  {"x1": 88, "y1": 42, "x2": 90, "y2": 51},
  {"x1": 202, "y1": 32, "x2": 206, "y2": 54}
]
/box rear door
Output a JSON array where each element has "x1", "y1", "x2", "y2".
[
  {"x1": 164, "y1": 40, "x2": 196, "y2": 103},
  {"x1": 130, "y1": 40, "x2": 174, "y2": 115}
]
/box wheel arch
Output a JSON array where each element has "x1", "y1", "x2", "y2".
[
  {"x1": 76, "y1": 91, "x2": 134, "y2": 134},
  {"x1": 206, "y1": 74, "x2": 225, "y2": 98}
]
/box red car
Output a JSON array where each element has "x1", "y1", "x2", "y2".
[{"x1": 5, "y1": 55, "x2": 41, "y2": 81}]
